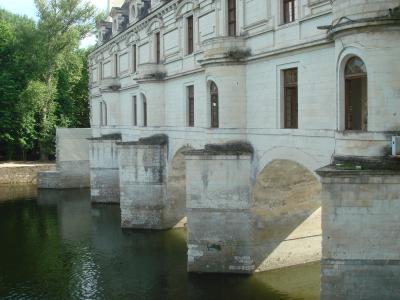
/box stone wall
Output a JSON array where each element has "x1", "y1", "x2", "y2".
[
  {"x1": 38, "y1": 128, "x2": 91, "y2": 188},
  {"x1": 89, "y1": 135, "x2": 121, "y2": 203}
]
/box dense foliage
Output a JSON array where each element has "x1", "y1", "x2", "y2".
[{"x1": 0, "y1": 0, "x2": 97, "y2": 160}]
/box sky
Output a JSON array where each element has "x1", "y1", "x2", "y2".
[{"x1": 0, "y1": 0, "x2": 108, "y2": 48}]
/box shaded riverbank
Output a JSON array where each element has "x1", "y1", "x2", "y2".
[
  {"x1": 0, "y1": 185, "x2": 319, "y2": 300},
  {"x1": 0, "y1": 162, "x2": 55, "y2": 184}
]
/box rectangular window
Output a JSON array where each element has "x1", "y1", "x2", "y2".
[
  {"x1": 114, "y1": 54, "x2": 118, "y2": 77},
  {"x1": 99, "y1": 62, "x2": 103, "y2": 81},
  {"x1": 132, "y1": 44, "x2": 137, "y2": 73},
  {"x1": 100, "y1": 102, "x2": 103, "y2": 126},
  {"x1": 228, "y1": 0, "x2": 236, "y2": 36},
  {"x1": 187, "y1": 85, "x2": 194, "y2": 127},
  {"x1": 132, "y1": 96, "x2": 137, "y2": 126},
  {"x1": 187, "y1": 16, "x2": 194, "y2": 55},
  {"x1": 283, "y1": 68, "x2": 298, "y2": 129},
  {"x1": 155, "y1": 32, "x2": 160, "y2": 64},
  {"x1": 283, "y1": 0, "x2": 296, "y2": 24}
]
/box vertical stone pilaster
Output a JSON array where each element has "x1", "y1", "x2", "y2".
[
  {"x1": 88, "y1": 134, "x2": 121, "y2": 203},
  {"x1": 118, "y1": 134, "x2": 169, "y2": 229},
  {"x1": 317, "y1": 163, "x2": 400, "y2": 300},
  {"x1": 184, "y1": 145, "x2": 254, "y2": 274}
]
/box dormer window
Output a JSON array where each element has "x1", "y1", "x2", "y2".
[
  {"x1": 130, "y1": 4, "x2": 136, "y2": 23},
  {"x1": 113, "y1": 18, "x2": 118, "y2": 33},
  {"x1": 96, "y1": 21, "x2": 112, "y2": 45}
]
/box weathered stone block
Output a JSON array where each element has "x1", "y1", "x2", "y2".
[
  {"x1": 318, "y1": 166, "x2": 400, "y2": 299},
  {"x1": 118, "y1": 141, "x2": 173, "y2": 229},
  {"x1": 185, "y1": 151, "x2": 254, "y2": 273}
]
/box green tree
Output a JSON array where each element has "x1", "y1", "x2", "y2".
[
  {"x1": 0, "y1": 2, "x2": 97, "y2": 160},
  {"x1": 55, "y1": 48, "x2": 92, "y2": 129},
  {"x1": 0, "y1": 10, "x2": 39, "y2": 159},
  {"x1": 23, "y1": 0, "x2": 96, "y2": 159}
]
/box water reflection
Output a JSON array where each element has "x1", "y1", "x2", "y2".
[{"x1": 0, "y1": 185, "x2": 320, "y2": 300}]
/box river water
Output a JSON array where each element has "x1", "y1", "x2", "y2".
[{"x1": 0, "y1": 185, "x2": 320, "y2": 300}]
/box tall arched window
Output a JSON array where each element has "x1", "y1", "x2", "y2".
[
  {"x1": 142, "y1": 94, "x2": 147, "y2": 127},
  {"x1": 210, "y1": 81, "x2": 219, "y2": 128},
  {"x1": 100, "y1": 101, "x2": 107, "y2": 126},
  {"x1": 345, "y1": 57, "x2": 367, "y2": 131}
]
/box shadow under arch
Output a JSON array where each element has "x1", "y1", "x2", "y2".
[
  {"x1": 251, "y1": 158, "x2": 322, "y2": 272},
  {"x1": 164, "y1": 145, "x2": 194, "y2": 228},
  {"x1": 256, "y1": 147, "x2": 322, "y2": 180}
]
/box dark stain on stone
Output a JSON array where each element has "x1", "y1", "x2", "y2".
[{"x1": 207, "y1": 243, "x2": 222, "y2": 251}]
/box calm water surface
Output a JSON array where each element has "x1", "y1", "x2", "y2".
[{"x1": 0, "y1": 186, "x2": 319, "y2": 300}]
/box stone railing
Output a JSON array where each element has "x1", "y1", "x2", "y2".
[
  {"x1": 134, "y1": 63, "x2": 167, "y2": 81},
  {"x1": 100, "y1": 78, "x2": 121, "y2": 91},
  {"x1": 199, "y1": 36, "x2": 249, "y2": 65}
]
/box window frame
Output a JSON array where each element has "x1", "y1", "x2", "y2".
[
  {"x1": 344, "y1": 57, "x2": 368, "y2": 131},
  {"x1": 132, "y1": 44, "x2": 137, "y2": 73},
  {"x1": 283, "y1": 68, "x2": 298, "y2": 129},
  {"x1": 227, "y1": 0, "x2": 237, "y2": 36},
  {"x1": 142, "y1": 95, "x2": 147, "y2": 127},
  {"x1": 210, "y1": 81, "x2": 219, "y2": 128},
  {"x1": 155, "y1": 32, "x2": 161, "y2": 64},
  {"x1": 132, "y1": 95, "x2": 137, "y2": 126},
  {"x1": 186, "y1": 15, "x2": 194, "y2": 55},
  {"x1": 187, "y1": 85, "x2": 195, "y2": 127},
  {"x1": 283, "y1": 0, "x2": 297, "y2": 24},
  {"x1": 114, "y1": 53, "x2": 118, "y2": 77}
]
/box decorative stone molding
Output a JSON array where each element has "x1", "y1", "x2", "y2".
[{"x1": 175, "y1": 0, "x2": 199, "y2": 19}]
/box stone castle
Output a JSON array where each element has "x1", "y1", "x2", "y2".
[{"x1": 39, "y1": 0, "x2": 400, "y2": 298}]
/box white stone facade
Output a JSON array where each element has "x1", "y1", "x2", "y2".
[{"x1": 89, "y1": 0, "x2": 400, "y2": 171}]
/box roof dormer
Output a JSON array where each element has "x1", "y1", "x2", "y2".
[
  {"x1": 110, "y1": 6, "x2": 129, "y2": 35},
  {"x1": 126, "y1": 0, "x2": 139, "y2": 24},
  {"x1": 96, "y1": 20, "x2": 112, "y2": 45}
]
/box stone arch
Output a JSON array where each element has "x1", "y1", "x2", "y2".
[
  {"x1": 146, "y1": 17, "x2": 164, "y2": 34},
  {"x1": 336, "y1": 45, "x2": 369, "y2": 131},
  {"x1": 251, "y1": 158, "x2": 322, "y2": 271},
  {"x1": 109, "y1": 43, "x2": 119, "y2": 55},
  {"x1": 256, "y1": 147, "x2": 322, "y2": 180},
  {"x1": 164, "y1": 146, "x2": 193, "y2": 228},
  {"x1": 127, "y1": 32, "x2": 140, "y2": 45},
  {"x1": 175, "y1": 0, "x2": 197, "y2": 19}
]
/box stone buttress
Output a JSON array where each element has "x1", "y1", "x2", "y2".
[
  {"x1": 317, "y1": 157, "x2": 400, "y2": 300},
  {"x1": 184, "y1": 143, "x2": 255, "y2": 273}
]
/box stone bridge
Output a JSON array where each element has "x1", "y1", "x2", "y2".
[
  {"x1": 87, "y1": 129, "x2": 399, "y2": 286},
  {"x1": 39, "y1": 128, "x2": 400, "y2": 298}
]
